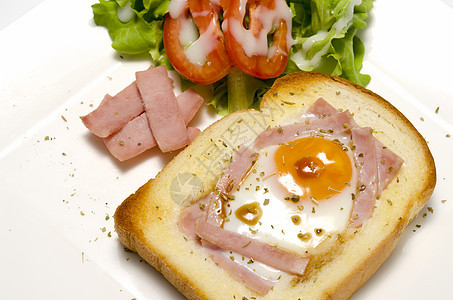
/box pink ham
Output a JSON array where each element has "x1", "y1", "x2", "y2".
[
  {"x1": 103, "y1": 89, "x2": 203, "y2": 161},
  {"x1": 216, "y1": 146, "x2": 258, "y2": 195},
  {"x1": 81, "y1": 82, "x2": 144, "y2": 138},
  {"x1": 209, "y1": 249, "x2": 275, "y2": 295},
  {"x1": 177, "y1": 88, "x2": 204, "y2": 124},
  {"x1": 103, "y1": 113, "x2": 157, "y2": 161},
  {"x1": 187, "y1": 126, "x2": 201, "y2": 141},
  {"x1": 204, "y1": 146, "x2": 258, "y2": 226},
  {"x1": 253, "y1": 110, "x2": 356, "y2": 149},
  {"x1": 374, "y1": 139, "x2": 404, "y2": 195},
  {"x1": 136, "y1": 65, "x2": 189, "y2": 153},
  {"x1": 349, "y1": 127, "x2": 404, "y2": 227},
  {"x1": 179, "y1": 193, "x2": 212, "y2": 240},
  {"x1": 305, "y1": 97, "x2": 340, "y2": 116},
  {"x1": 350, "y1": 127, "x2": 378, "y2": 227},
  {"x1": 194, "y1": 218, "x2": 309, "y2": 275}
]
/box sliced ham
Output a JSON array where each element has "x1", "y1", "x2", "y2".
[
  {"x1": 81, "y1": 82, "x2": 144, "y2": 138},
  {"x1": 103, "y1": 113, "x2": 157, "y2": 161},
  {"x1": 216, "y1": 146, "x2": 258, "y2": 195},
  {"x1": 305, "y1": 97, "x2": 340, "y2": 116},
  {"x1": 136, "y1": 65, "x2": 189, "y2": 153},
  {"x1": 209, "y1": 249, "x2": 275, "y2": 295},
  {"x1": 194, "y1": 218, "x2": 309, "y2": 275},
  {"x1": 103, "y1": 89, "x2": 204, "y2": 161},
  {"x1": 374, "y1": 139, "x2": 404, "y2": 195},
  {"x1": 349, "y1": 127, "x2": 404, "y2": 227},
  {"x1": 350, "y1": 127, "x2": 378, "y2": 227},
  {"x1": 253, "y1": 110, "x2": 356, "y2": 149},
  {"x1": 179, "y1": 193, "x2": 212, "y2": 240},
  {"x1": 177, "y1": 88, "x2": 204, "y2": 124},
  {"x1": 204, "y1": 146, "x2": 258, "y2": 226},
  {"x1": 187, "y1": 126, "x2": 201, "y2": 141}
]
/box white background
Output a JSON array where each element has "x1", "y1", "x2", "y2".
[{"x1": 1, "y1": 0, "x2": 453, "y2": 299}]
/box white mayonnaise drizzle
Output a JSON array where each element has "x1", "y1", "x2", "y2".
[
  {"x1": 168, "y1": 0, "x2": 220, "y2": 65},
  {"x1": 291, "y1": 0, "x2": 362, "y2": 70},
  {"x1": 168, "y1": 0, "x2": 187, "y2": 19},
  {"x1": 183, "y1": 20, "x2": 219, "y2": 66},
  {"x1": 223, "y1": 0, "x2": 293, "y2": 58},
  {"x1": 116, "y1": 1, "x2": 135, "y2": 23}
]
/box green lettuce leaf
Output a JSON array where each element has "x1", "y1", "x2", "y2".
[
  {"x1": 287, "y1": 0, "x2": 373, "y2": 86},
  {"x1": 92, "y1": 0, "x2": 169, "y2": 65}
]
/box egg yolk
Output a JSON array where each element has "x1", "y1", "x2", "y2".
[{"x1": 274, "y1": 137, "x2": 352, "y2": 200}]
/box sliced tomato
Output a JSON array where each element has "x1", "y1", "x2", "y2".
[
  {"x1": 163, "y1": 0, "x2": 233, "y2": 85},
  {"x1": 223, "y1": 0, "x2": 290, "y2": 79}
]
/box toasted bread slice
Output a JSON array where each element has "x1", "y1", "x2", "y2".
[{"x1": 114, "y1": 72, "x2": 436, "y2": 299}]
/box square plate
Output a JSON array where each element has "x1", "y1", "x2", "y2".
[{"x1": 1, "y1": 0, "x2": 452, "y2": 299}]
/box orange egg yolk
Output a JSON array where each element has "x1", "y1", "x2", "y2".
[{"x1": 274, "y1": 137, "x2": 352, "y2": 200}]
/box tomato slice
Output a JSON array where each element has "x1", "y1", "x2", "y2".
[
  {"x1": 163, "y1": 0, "x2": 233, "y2": 85},
  {"x1": 223, "y1": 0, "x2": 291, "y2": 79}
]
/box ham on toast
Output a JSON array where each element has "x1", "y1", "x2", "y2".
[{"x1": 114, "y1": 72, "x2": 436, "y2": 299}]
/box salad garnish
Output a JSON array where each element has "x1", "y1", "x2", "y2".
[{"x1": 92, "y1": 0, "x2": 373, "y2": 115}]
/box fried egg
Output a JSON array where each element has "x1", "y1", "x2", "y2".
[{"x1": 223, "y1": 134, "x2": 357, "y2": 258}]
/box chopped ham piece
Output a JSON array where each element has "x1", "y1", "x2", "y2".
[
  {"x1": 374, "y1": 139, "x2": 404, "y2": 195},
  {"x1": 349, "y1": 127, "x2": 404, "y2": 227},
  {"x1": 187, "y1": 126, "x2": 201, "y2": 141},
  {"x1": 103, "y1": 89, "x2": 204, "y2": 161},
  {"x1": 205, "y1": 192, "x2": 225, "y2": 227},
  {"x1": 177, "y1": 88, "x2": 204, "y2": 124},
  {"x1": 209, "y1": 249, "x2": 275, "y2": 295},
  {"x1": 103, "y1": 113, "x2": 156, "y2": 161},
  {"x1": 305, "y1": 97, "x2": 340, "y2": 116},
  {"x1": 253, "y1": 110, "x2": 356, "y2": 149},
  {"x1": 216, "y1": 146, "x2": 258, "y2": 195},
  {"x1": 81, "y1": 82, "x2": 144, "y2": 138},
  {"x1": 179, "y1": 194, "x2": 212, "y2": 240},
  {"x1": 350, "y1": 127, "x2": 378, "y2": 227},
  {"x1": 136, "y1": 65, "x2": 189, "y2": 153},
  {"x1": 195, "y1": 219, "x2": 309, "y2": 275},
  {"x1": 205, "y1": 146, "x2": 258, "y2": 226}
]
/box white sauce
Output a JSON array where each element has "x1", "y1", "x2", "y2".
[
  {"x1": 168, "y1": 0, "x2": 187, "y2": 19},
  {"x1": 292, "y1": 0, "x2": 362, "y2": 70},
  {"x1": 178, "y1": 17, "x2": 199, "y2": 46},
  {"x1": 116, "y1": 1, "x2": 135, "y2": 23},
  {"x1": 224, "y1": 0, "x2": 294, "y2": 58},
  {"x1": 183, "y1": 20, "x2": 219, "y2": 65}
]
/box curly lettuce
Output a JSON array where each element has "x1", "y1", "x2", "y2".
[
  {"x1": 286, "y1": 0, "x2": 373, "y2": 86},
  {"x1": 92, "y1": 0, "x2": 169, "y2": 64}
]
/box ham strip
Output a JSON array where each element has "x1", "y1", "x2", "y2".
[
  {"x1": 349, "y1": 127, "x2": 404, "y2": 227},
  {"x1": 103, "y1": 113, "x2": 157, "y2": 161},
  {"x1": 103, "y1": 89, "x2": 203, "y2": 161},
  {"x1": 210, "y1": 249, "x2": 275, "y2": 295},
  {"x1": 177, "y1": 88, "x2": 204, "y2": 124},
  {"x1": 349, "y1": 127, "x2": 379, "y2": 227},
  {"x1": 179, "y1": 194, "x2": 212, "y2": 240},
  {"x1": 194, "y1": 218, "x2": 309, "y2": 275},
  {"x1": 136, "y1": 65, "x2": 189, "y2": 152},
  {"x1": 374, "y1": 139, "x2": 404, "y2": 195},
  {"x1": 305, "y1": 97, "x2": 340, "y2": 116},
  {"x1": 253, "y1": 110, "x2": 356, "y2": 149},
  {"x1": 216, "y1": 146, "x2": 258, "y2": 195},
  {"x1": 81, "y1": 82, "x2": 144, "y2": 138},
  {"x1": 205, "y1": 146, "x2": 258, "y2": 226}
]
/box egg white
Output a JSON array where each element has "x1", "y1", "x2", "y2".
[{"x1": 223, "y1": 134, "x2": 358, "y2": 258}]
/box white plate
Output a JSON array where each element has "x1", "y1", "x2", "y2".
[{"x1": 1, "y1": 0, "x2": 452, "y2": 299}]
